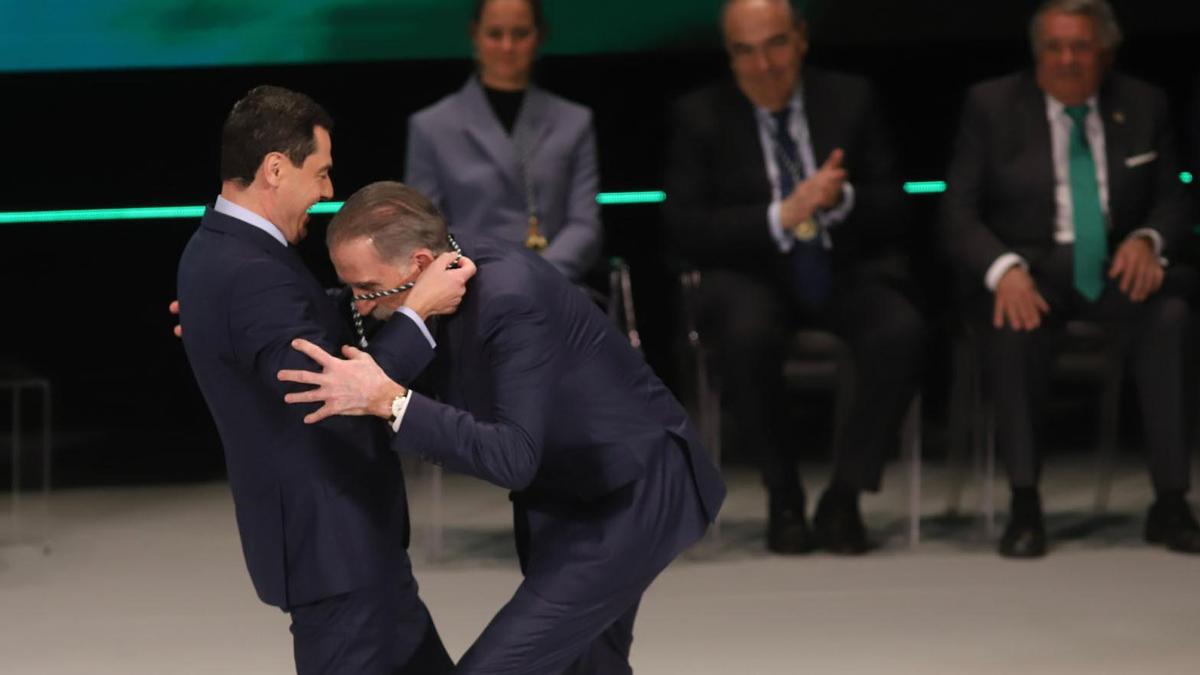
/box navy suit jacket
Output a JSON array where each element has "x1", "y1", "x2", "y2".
[
  {"x1": 178, "y1": 209, "x2": 409, "y2": 609},
  {"x1": 369, "y1": 234, "x2": 725, "y2": 519},
  {"x1": 941, "y1": 71, "x2": 1191, "y2": 293},
  {"x1": 405, "y1": 77, "x2": 602, "y2": 282}
]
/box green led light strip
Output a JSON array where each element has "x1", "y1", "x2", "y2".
[
  {"x1": 0, "y1": 192, "x2": 663, "y2": 224},
  {"x1": 903, "y1": 181, "x2": 947, "y2": 195},
  {"x1": 2, "y1": 177, "x2": 1193, "y2": 224},
  {"x1": 596, "y1": 191, "x2": 666, "y2": 205},
  {"x1": 0, "y1": 205, "x2": 207, "y2": 224}
]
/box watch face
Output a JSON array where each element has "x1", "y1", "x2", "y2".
[{"x1": 795, "y1": 219, "x2": 819, "y2": 242}]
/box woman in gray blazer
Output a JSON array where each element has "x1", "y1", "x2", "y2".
[{"x1": 404, "y1": 0, "x2": 602, "y2": 282}]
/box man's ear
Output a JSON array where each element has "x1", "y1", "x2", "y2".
[
  {"x1": 794, "y1": 20, "x2": 809, "y2": 59},
  {"x1": 412, "y1": 249, "x2": 436, "y2": 270},
  {"x1": 260, "y1": 151, "x2": 288, "y2": 188}
]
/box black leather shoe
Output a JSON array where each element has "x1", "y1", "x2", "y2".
[
  {"x1": 1145, "y1": 497, "x2": 1200, "y2": 554},
  {"x1": 813, "y1": 488, "x2": 870, "y2": 555},
  {"x1": 999, "y1": 492, "x2": 1046, "y2": 558},
  {"x1": 767, "y1": 490, "x2": 814, "y2": 554}
]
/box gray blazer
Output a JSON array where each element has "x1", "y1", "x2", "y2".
[{"x1": 405, "y1": 77, "x2": 602, "y2": 281}]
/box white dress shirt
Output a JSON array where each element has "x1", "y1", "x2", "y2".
[{"x1": 214, "y1": 195, "x2": 288, "y2": 247}]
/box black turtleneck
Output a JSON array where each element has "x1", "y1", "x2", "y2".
[{"x1": 482, "y1": 83, "x2": 526, "y2": 135}]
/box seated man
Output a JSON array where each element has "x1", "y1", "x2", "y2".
[
  {"x1": 940, "y1": 0, "x2": 1200, "y2": 557},
  {"x1": 279, "y1": 181, "x2": 726, "y2": 675},
  {"x1": 665, "y1": 0, "x2": 924, "y2": 554}
]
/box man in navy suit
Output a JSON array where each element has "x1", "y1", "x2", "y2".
[
  {"x1": 277, "y1": 181, "x2": 727, "y2": 675},
  {"x1": 941, "y1": 0, "x2": 1200, "y2": 557},
  {"x1": 177, "y1": 86, "x2": 467, "y2": 674}
]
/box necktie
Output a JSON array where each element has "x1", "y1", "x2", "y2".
[
  {"x1": 772, "y1": 108, "x2": 831, "y2": 309},
  {"x1": 1065, "y1": 105, "x2": 1106, "y2": 302}
]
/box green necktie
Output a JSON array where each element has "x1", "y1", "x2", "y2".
[{"x1": 1065, "y1": 104, "x2": 1106, "y2": 302}]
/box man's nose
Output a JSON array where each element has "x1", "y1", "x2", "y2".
[
  {"x1": 751, "y1": 49, "x2": 771, "y2": 71},
  {"x1": 322, "y1": 178, "x2": 334, "y2": 200},
  {"x1": 355, "y1": 298, "x2": 376, "y2": 316}
]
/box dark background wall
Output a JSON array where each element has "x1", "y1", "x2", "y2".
[{"x1": 1, "y1": 1, "x2": 1197, "y2": 486}]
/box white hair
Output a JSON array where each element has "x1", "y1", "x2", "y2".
[{"x1": 1030, "y1": 0, "x2": 1123, "y2": 53}]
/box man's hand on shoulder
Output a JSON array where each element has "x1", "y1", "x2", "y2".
[
  {"x1": 993, "y1": 266, "x2": 1049, "y2": 331},
  {"x1": 403, "y1": 252, "x2": 477, "y2": 321},
  {"x1": 278, "y1": 339, "x2": 405, "y2": 424},
  {"x1": 1108, "y1": 236, "x2": 1163, "y2": 303}
]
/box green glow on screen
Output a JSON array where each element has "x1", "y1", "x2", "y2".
[
  {"x1": 1, "y1": 0, "x2": 726, "y2": 73},
  {"x1": 0, "y1": 192, "x2": 665, "y2": 224},
  {"x1": 3, "y1": 175, "x2": 1194, "y2": 224}
]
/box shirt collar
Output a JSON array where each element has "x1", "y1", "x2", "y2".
[
  {"x1": 753, "y1": 86, "x2": 805, "y2": 125},
  {"x1": 213, "y1": 195, "x2": 289, "y2": 247},
  {"x1": 1045, "y1": 93, "x2": 1099, "y2": 120}
]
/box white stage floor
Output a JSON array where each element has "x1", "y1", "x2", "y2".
[{"x1": 2, "y1": 460, "x2": 1198, "y2": 674}]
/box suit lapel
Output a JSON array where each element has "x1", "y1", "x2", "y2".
[
  {"x1": 801, "y1": 71, "x2": 832, "y2": 167},
  {"x1": 516, "y1": 86, "x2": 554, "y2": 158},
  {"x1": 1017, "y1": 76, "x2": 1057, "y2": 236},
  {"x1": 1098, "y1": 80, "x2": 1127, "y2": 231},
  {"x1": 458, "y1": 77, "x2": 523, "y2": 192},
  {"x1": 724, "y1": 83, "x2": 773, "y2": 203}
]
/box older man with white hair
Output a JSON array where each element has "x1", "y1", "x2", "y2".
[{"x1": 941, "y1": 0, "x2": 1198, "y2": 558}]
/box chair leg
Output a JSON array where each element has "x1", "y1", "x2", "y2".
[
  {"x1": 945, "y1": 336, "x2": 975, "y2": 516},
  {"x1": 1093, "y1": 361, "x2": 1123, "y2": 514},
  {"x1": 41, "y1": 383, "x2": 52, "y2": 554},
  {"x1": 697, "y1": 351, "x2": 721, "y2": 548},
  {"x1": 903, "y1": 395, "x2": 922, "y2": 548},
  {"x1": 9, "y1": 388, "x2": 21, "y2": 544},
  {"x1": 983, "y1": 405, "x2": 997, "y2": 539}
]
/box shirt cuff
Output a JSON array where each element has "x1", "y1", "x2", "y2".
[
  {"x1": 395, "y1": 306, "x2": 436, "y2": 348},
  {"x1": 768, "y1": 201, "x2": 794, "y2": 253},
  {"x1": 388, "y1": 390, "x2": 413, "y2": 433},
  {"x1": 985, "y1": 253, "x2": 1027, "y2": 292},
  {"x1": 817, "y1": 182, "x2": 855, "y2": 228},
  {"x1": 1128, "y1": 228, "x2": 1166, "y2": 265}
]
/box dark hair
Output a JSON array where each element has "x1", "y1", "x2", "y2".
[
  {"x1": 220, "y1": 85, "x2": 334, "y2": 186},
  {"x1": 471, "y1": 0, "x2": 546, "y2": 34},
  {"x1": 327, "y1": 181, "x2": 450, "y2": 262}
]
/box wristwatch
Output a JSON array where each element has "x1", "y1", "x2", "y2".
[
  {"x1": 387, "y1": 389, "x2": 411, "y2": 427},
  {"x1": 793, "y1": 217, "x2": 820, "y2": 242}
]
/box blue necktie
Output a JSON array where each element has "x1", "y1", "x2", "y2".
[{"x1": 772, "y1": 108, "x2": 831, "y2": 309}]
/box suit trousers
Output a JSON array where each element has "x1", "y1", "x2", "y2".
[
  {"x1": 699, "y1": 267, "x2": 925, "y2": 494},
  {"x1": 972, "y1": 244, "x2": 1192, "y2": 492},
  {"x1": 455, "y1": 438, "x2": 709, "y2": 675},
  {"x1": 289, "y1": 553, "x2": 452, "y2": 675}
]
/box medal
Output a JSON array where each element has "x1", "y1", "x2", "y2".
[{"x1": 524, "y1": 215, "x2": 548, "y2": 251}]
